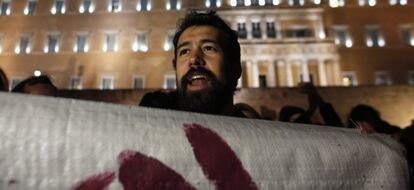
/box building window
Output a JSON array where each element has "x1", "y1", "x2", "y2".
[
  {"x1": 285, "y1": 27, "x2": 312, "y2": 38},
  {"x1": 390, "y1": 0, "x2": 407, "y2": 5},
  {"x1": 266, "y1": 22, "x2": 277, "y2": 38},
  {"x1": 51, "y1": 0, "x2": 65, "y2": 14},
  {"x1": 329, "y1": 0, "x2": 345, "y2": 7},
  {"x1": 251, "y1": 0, "x2": 260, "y2": 5},
  {"x1": 24, "y1": 0, "x2": 37, "y2": 15},
  {"x1": 230, "y1": 0, "x2": 258, "y2": 6},
  {"x1": 16, "y1": 33, "x2": 31, "y2": 54},
  {"x1": 132, "y1": 32, "x2": 148, "y2": 52},
  {"x1": 137, "y1": 0, "x2": 151, "y2": 11},
  {"x1": 206, "y1": 0, "x2": 222, "y2": 7},
  {"x1": 74, "y1": 33, "x2": 89, "y2": 53},
  {"x1": 252, "y1": 22, "x2": 262, "y2": 39},
  {"x1": 366, "y1": 26, "x2": 385, "y2": 47},
  {"x1": 163, "y1": 31, "x2": 174, "y2": 51},
  {"x1": 69, "y1": 76, "x2": 82, "y2": 89},
  {"x1": 250, "y1": 0, "x2": 277, "y2": 5},
  {"x1": 164, "y1": 75, "x2": 176, "y2": 89},
  {"x1": 0, "y1": 0, "x2": 11, "y2": 16},
  {"x1": 133, "y1": 76, "x2": 145, "y2": 89},
  {"x1": 100, "y1": 76, "x2": 114, "y2": 89},
  {"x1": 104, "y1": 32, "x2": 118, "y2": 52},
  {"x1": 375, "y1": 71, "x2": 392, "y2": 85},
  {"x1": 314, "y1": 0, "x2": 321, "y2": 4},
  {"x1": 80, "y1": 0, "x2": 94, "y2": 13},
  {"x1": 333, "y1": 26, "x2": 353, "y2": 47},
  {"x1": 237, "y1": 22, "x2": 247, "y2": 39},
  {"x1": 108, "y1": 0, "x2": 122, "y2": 12},
  {"x1": 10, "y1": 78, "x2": 22, "y2": 90},
  {"x1": 289, "y1": 0, "x2": 305, "y2": 6},
  {"x1": 341, "y1": 72, "x2": 358, "y2": 86},
  {"x1": 45, "y1": 33, "x2": 60, "y2": 53},
  {"x1": 400, "y1": 25, "x2": 413, "y2": 46},
  {"x1": 359, "y1": 0, "x2": 376, "y2": 6},
  {"x1": 166, "y1": 0, "x2": 181, "y2": 10}
]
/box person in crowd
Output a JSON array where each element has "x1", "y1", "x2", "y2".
[
  {"x1": 347, "y1": 104, "x2": 401, "y2": 134},
  {"x1": 12, "y1": 75, "x2": 58, "y2": 97},
  {"x1": 279, "y1": 82, "x2": 343, "y2": 126},
  {"x1": 0, "y1": 68, "x2": 9, "y2": 91},
  {"x1": 140, "y1": 11, "x2": 246, "y2": 118},
  {"x1": 279, "y1": 105, "x2": 312, "y2": 124}
]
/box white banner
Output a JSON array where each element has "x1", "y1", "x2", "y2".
[{"x1": 0, "y1": 93, "x2": 409, "y2": 190}]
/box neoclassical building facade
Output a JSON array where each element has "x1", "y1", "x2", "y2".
[
  {"x1": 0, "y1": 0, "x2": 413, "y2": 89},
  {"x1": 220, "y1": 8, "x2": 341, "y2": 87}
]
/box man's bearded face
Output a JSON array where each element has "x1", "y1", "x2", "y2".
[
  {"x1": 177, "y1": 67, "x2": 232, "y2": 114},
  {"x1": 175, "y1": 26, "x2": 233, "y2": 114}
]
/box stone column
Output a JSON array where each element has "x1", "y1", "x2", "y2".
[
  {"x1": 267, "y1": 61, "x2": 276, "y2": 87},
  {"x1": 317, "y1": 59, "x2": 327, "y2": 86},
  {"x1": 276, "y1": 21, "x2": 282, "y2": 39},
  {"x1": 246, "y1": 18, "x2": 253, "y2": 39},
  {"x1": 300, "y1": 59, "x2": 310, "y2": 82},
  {"x1": 260, "y1": 19, "x2": 267, "y2": 40},
  {"x1": 251, "y1": 61, "x2": 260, "y2": 88},
  {"x1": 286, "y1": 61, "x2": 294, "y2": 87}
]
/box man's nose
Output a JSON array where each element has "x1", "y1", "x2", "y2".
[{"x1": 189, "y1": 49, "x2": 205, "y2": 66}]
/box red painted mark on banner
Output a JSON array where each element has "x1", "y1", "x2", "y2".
[
  {"x1": 72, "y1": 171, "x2": 116, "y2": 190},
  {"x1": 184, "y1": 123, "x2": 258, "y2": 190},
  {"x1": 71, "y1": 123, "x2": 257, "y2": 190},
  {"x1": 117, "y1": 150, "x2": 196, "y2": 190}
]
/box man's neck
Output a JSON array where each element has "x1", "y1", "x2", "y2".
[{"x1": 219, "y1": 100, "x2": 237, "y2": 116}]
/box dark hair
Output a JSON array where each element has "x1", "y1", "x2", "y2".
[
  {"x1": 347, "y1": 104, "x2": 401, "y2": 134},
  {"x1": 172, "y1": 11, "x2": 241, "y2": 91},
  {"x1": 279, "y1": 106, "x2": 312, "y2": 124},
  {"x1": 12, "y1": 75, "x2": 57, "y2": 94},
  {"x1": 0, "y1": 68, "x2": 8, "y2": 91},
  {"x1": 347, "y1": 104, "x2": 380, "y2": 125}
]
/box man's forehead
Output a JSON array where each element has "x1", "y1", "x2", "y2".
[{"x1": 178, "y1": 25, "x2": 219, "y2": 43}]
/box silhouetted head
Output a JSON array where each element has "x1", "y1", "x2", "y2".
[
  {"x1": 12, "y1": 75, "x2": 58, "y2": 97},
  {"x1": 347, "y1": 104, "x2": 380, "y2": 127},
  {"x1": 347, "y1": 104, "x2": 400, "y2": 134},
  {"x1": 279, "y1": 106, "x2": 312, "y2": 124}
]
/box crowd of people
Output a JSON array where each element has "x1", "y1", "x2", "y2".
[{"x1": 0, "y1": 10, "x2": 413, "y2": 170}]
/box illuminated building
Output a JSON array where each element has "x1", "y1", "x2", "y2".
[{"x1": 0, "y1": 0, "x2": 413, "y2": 89}]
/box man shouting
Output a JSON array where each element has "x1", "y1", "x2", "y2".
[{"x1": 140, "y1": 11, "x2": 245, "y2": 117}]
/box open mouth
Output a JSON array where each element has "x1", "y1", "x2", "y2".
[
  {"x1": 187, "y1": 74, "x2": 209, "y2": 90},
  {"x1": 189, "y1": 75, "x2": 207, "y2": 84}
]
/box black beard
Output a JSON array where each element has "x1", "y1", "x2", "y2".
[{"x1": 177, "y1": 67, "x2": 233, "y2": 114}]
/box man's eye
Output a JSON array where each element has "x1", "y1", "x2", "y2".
[
  {"x1": 179, "y1": 49, "x2": 189, "y2": 56},
  {"x1": 203, "y1": 46, "x2": 217, "y2": 52}
]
